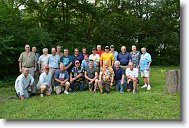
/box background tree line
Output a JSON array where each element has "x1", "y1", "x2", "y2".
[{"x1": 0, "y1": 0, "x2": 179, "y2": 76}]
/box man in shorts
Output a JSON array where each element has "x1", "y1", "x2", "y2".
[
  {"x1": 139, "y1": 47, "x2": 152, "y2": 90},
  {"x1": 126, "y1": 62, "x2": 139, "y2": 94},
  {"x1": 98, "y1": 61, "x2": 114, "y2": 94},
  {"x1": 84, "y1": 60, "x2": 98, "y2": 92},
  {"x1": 54, "y1": 63, "x2": 70, "y2": 94},
  {"x1": 37, "y1": 65, "x2": 52, "y2": 97}
]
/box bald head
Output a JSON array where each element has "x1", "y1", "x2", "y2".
[{"x1": 22, "y1": 68, "x2": 29, "y2": 77}]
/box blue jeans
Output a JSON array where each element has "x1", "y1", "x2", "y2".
[
  {"x1": 115, "y1": 78, "x2": 126, "y2": 92},
  {"x1": 71, "y1": 80, "x2": 84, "y2": 92}
]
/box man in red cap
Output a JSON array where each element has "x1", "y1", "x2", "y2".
[
  {"x1": 37, "y1": 65, "x2": 52, "y2": 97},
  {"x1": 70, "y1": 60, "x2": 84, "y2": 92}
]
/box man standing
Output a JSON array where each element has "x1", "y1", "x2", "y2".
[
  {"x1": 140, "y1": 47, "x2": 152, "y2": 90},
  {"x1": 48, "y1": 48, "x2": 60, "y2": 76},
  {"x1": 38, "y1": 48, "x2": 50, "y2": 73},
  {"x1": 96, "y1": 45, "x2": 104, "y2": 57},
  {"x1": 117, "y1": 46, "x2": 131, "y2": 71},
  {"x1": 126, "y1": 62, "x2": 139, "y2": 94},
  {"x1": 18, "y1": 44, "x2": 36, "y2": 94},
  {"x1": 72, "y1": 48, "x2": 83, "y2": 65},
  {"x1": 98, "y1": 61, "x2": 114, "y2": 94},
  {"x1": 81, "y1": 55, "x2": 90, "y2": 71},
  {"x1": 37, "y1": 66, "x2": 52, "y2": 97},
  {"x1": 54, "y1": 63, "x2": 70, "y2": 94},
  {"x1": 15, "y1": 68, "x2": 34, "y2": 100},
  {"x1": 80, "y1": 47, "x2": 88, "y2": 61},
  {"x1": 56, "y1": 45, "x2": 63, "y2": 58},
  {"x1": 70, "y1": 60, "x2": 84, "y2": 92},
  {"x1": 110, "y1": 45, "x2": 118, "y2": 62},
  {"x1": 60, "y1": 48, "x2": 73, "y2": 74},
  {"x1": 130, "y1": 45, "x2": 141, "y2": 68},
  {"x1": 84, "y1": 60, "x2": 98, "y2": 92},
  {"x1": 89, "y1": 47, "x2": 99, "y2": 68},
  {"x1": 100, "y1": 46, "x2": 114, "y2": 68},
  {"x1": 113, "y1": 61, "x2": 126, "y2": 93}
]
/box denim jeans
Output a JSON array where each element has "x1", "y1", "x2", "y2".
[
  {"x1": 115, "y1": 78, "x2": 126, "y2": 92},
  {"x1": 71, "y1": 80, "x2": 84, "y2": 92}
]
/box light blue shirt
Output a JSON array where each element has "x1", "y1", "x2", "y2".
[
  {"x1": 48, "y1": 54, "x2": 60, "y2": 69},
  {"x1": 37, "y1": 72, "x2": 52, "y2": 86},
  {"x1": 139, "y1": 52, "x2": 152, "y2": 71},
  {"x1": 111, "y1": 51, "x2": 118, "y2": 61},
  {"x1": 81, "y1": 59, "x2": 96, "y2": 70},
  {"x1": 15, "y1": 74, "x2": 34, "y2": 97}
]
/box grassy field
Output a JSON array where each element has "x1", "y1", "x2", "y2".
[{"x1": 0, "y1": 66, "x2": 180, "y2": 119}]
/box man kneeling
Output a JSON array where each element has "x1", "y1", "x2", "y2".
[
  {"x1": 15, "y1": 68, "x2": 34, "y2": 100},
  {"x1": 37, "y1": 66, "x2": 52, "y2": 97},
  {"x1": 54, "y1": 63, "x2": 70, "y2": 94},
  {"x1": 98, "y1": 61, "x2": 114, "y2": 93},
  {"x1": 126, "y1": 62, "x2": 139, "y2": 94}
]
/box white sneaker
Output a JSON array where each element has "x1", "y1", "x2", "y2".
[
  {"x1": 141, "y1": 84, "x2": 147, "y2": 88},
  {"x1": 133, "y1": 90, "x2": 136, "y2": 95},
  {"x1": 147, "y1": 85, "x2": 151, "y2": 90},
  {"x1": 40, "y1": 94, "x2": 44, "y2": 97},
  {"x1": 64, "y1": 90, "x2": 69, "y2": 94}
]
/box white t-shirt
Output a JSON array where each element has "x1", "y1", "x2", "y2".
[
  {"x1": 89, "y1": 54, "x2": 100, "y2": 65},
  {"x1": 37, "y1": 72, "x2": 52, "y2": 86},
  {"x1": 126, "y1": 68, "x2": 138, "y2": 78}
]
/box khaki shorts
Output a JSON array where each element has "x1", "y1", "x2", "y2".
[
  {"x1": 120, "y1": 65, "x2": 128, "y2": 71},
  {"x1": 54, "y1": 82, "x2": 70, "y2": 94},
  {"x1": 141, "y1": 70, "x2": 150, "y2": 77},
  {"x1": 37, "y1": 84, "x2": 52, "y2": 95}
]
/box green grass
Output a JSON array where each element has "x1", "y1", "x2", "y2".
[{"x1": 0, "y1": 66, "x2": 180, "y2": 119}]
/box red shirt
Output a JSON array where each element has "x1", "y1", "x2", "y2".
[{"x1": 96, "y1": 50, "x2": 104, "y2": 57}]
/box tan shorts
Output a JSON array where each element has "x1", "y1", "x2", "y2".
[
  {"x1": 141, "y1": 70, "x2": 150, "y2": 77},
  {"x1": 37, "y1": 84, "x2": 52, "y2": 94},
  {"x1": 54, "y1": 82, "x2": 70, "y2": 94}
]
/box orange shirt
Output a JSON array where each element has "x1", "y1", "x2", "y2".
[{"x1": 96, "y1": 50, "x2": 104, "y2": 57}]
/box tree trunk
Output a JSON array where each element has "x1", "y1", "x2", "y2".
[{"x1": 166, "y1": 70, "x2": 180, "y2": 94}]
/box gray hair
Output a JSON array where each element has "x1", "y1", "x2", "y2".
[
  {"x1": 42, "y1": 48, "x2": 48, "y2": 53},
  {"x1": 114, "y1": 61, "x2": 120, "y2": 66},
  {"x1": 121, "y1": 46, "x2": 126, "y2": 50},
  {"x1": 132, "y1": 45, "x2": 136, "y2": 49}
]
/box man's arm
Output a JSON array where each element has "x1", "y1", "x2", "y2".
[
  {"x1": 66, "y1": 62, "x2": 72, "y2": 69},
  {"x1": 85, "y1": 71, "x2": 91, "y2": 81},
  {"x1": 19, "y1": 61, "x2": 22, "y2": 73}
]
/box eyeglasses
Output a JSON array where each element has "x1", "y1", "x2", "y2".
[{"x1": 76, "y1": 63, "x2": 80, "y2": 64}]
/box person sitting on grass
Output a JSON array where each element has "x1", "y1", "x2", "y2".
[
  {"x1": 70, "y1": 60, "x2": 84, "y2": 92},
  {"x1": 113, "y1": 61, "x2": 126, "y2": 93},
  {"x1": 126, "y1": 62, "x2": 139, "y2": 95},
  {"x1": 54, "y1": 63, "x2": 70, "y2": 94},
  {"x1": 15, "y1": 68, "x2": 34, "y2": 100},
  {"x1": 84, "y1": 59, "x2": 98, "y2": 92},
  {"x1": 37, "y1": 65, "x2": 52, "y2": 97},
  {"x1": 98, "y1": 61, "x2": 114, "y2": 94}
]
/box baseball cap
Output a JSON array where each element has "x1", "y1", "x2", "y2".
[
  {"x1": 105, "y1": 46, "x2": 109, "y2": 49},
  {"x1": 44, "y1": 65, "x2": 49, "y2": 69},
  {"x1": 110, "y1": 45, "x2": 114, "y2": 48},
  {"x1": 75, "y1": 60, "x2": 80, "y2": 64}
]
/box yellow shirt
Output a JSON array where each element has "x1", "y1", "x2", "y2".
[{"x1": 100, "y1": 52, "x2": 114, "y2": 67}]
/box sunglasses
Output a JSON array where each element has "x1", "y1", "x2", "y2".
[{"x1": 76, "y1": 62, "x2": 80, "y2": 64}]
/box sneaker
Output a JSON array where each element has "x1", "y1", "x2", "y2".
[
  {"x1": 133, "y1": 90, "x2": 136, "y2": 95},
  {"x1": 64, "y1": 90, "x2": 69, "y2": 94},
  {"x1": 147, "y1": 85, "x2": 151, "y2": 90},
  {"x1": 40, "y1": 94, "x2": 44, "y2": 97},
  {"x1": 141, "y1": 84, "x2": 147, "y2": 88},
  {"x1": 120, "y1": 91, "x2": 124, "y2": 94}
]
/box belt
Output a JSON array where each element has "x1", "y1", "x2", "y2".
[
  {"x1": 50, "y1": 68, "x2": 58, "y2": 69},
  {"x1": 23, "y1": 66, "x2": 33, "y2": 68}
]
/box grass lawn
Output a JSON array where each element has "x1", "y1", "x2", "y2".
[{"x1": 0, "y1": 66, "x2": 180, "y2": 119}]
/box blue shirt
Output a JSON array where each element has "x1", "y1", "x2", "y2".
[
  {"x1": 139, "y1": 52, "x2": 152, "y2": 71},
  {"x1": 35, "y1": 52, "x2": 40, "y2": 70},
  {"x1": 60, "y1": 55, "x2": 72, "y2": 73},
  {"x1": 71, "y1": 66, "x2": 84, "y2": 81},
  {"x1": 54, "y1": 70, "x2": 69, "y2": 86},
  {"x1": 117, "y1": 52, "x2": 131, "y2": 66},
  {"x1": 81, "y1": 59, "x2": 89, "y2": 70},
  {"x1": 72, "y1": 54, "x2": 83, "y2": 66},
  {"x1": 130, "y1": 51, "x2": 141, "y2": 68},
  {"x1": 111, "y1": 51, "x2": 118, "y2": 61},
  {"x1": 113, "y1": 67, "x2": 125, "y2": 81},
  {"x1": 48, "y1": 54, "x2": 60, "y2": 69}
]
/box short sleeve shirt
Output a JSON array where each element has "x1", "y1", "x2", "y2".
[
  {"x1": 48, "y1": 54, "x2": 60, "y2": 69},
  {"x1": 71, "y1": 66, "x2": 84, "y2": 81},
  {"x1": 130, "y1": 51, "x2": 141, "y2": 67},
  {"x1": 89, "y1": 54, "x2": 100, "y2": 66},
  {"x1": 38, "y1": 54, "x2": 51, "y2": 71},
  {"x1": 117, "y1": 52, "x2": 131, "y2": 66},
  {"x1": 100, "y1": 67, "x2": 115, "y2": 81},
  {"x1": 60, "y1": 55, "x2": 72, "y2": 67},
  {"x1": 100, "y1": 52, "x2": 114, "y2": 67},
  {"x1": 126, "y1": 68, "x2": 138, "y2": 78},
  {"x1": 139, "y1": 52, "x2": 152, "y2": 71},
  {"x1": 85, "y1": 67, "x2": 98, "y2": 79},
  {"x1": 113, "y1": 67, "x2": 125, "y2": 81},
  {"x1": 18, "y1": 52, "x2": 36, "y2": 68},
  {"x1": 54, "y1": 70, "x2": 69, "y2": 86}
]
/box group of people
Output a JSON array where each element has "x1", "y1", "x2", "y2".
[{"x1": 15, "y1": 44, "x2": 152, "y2": 100}]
